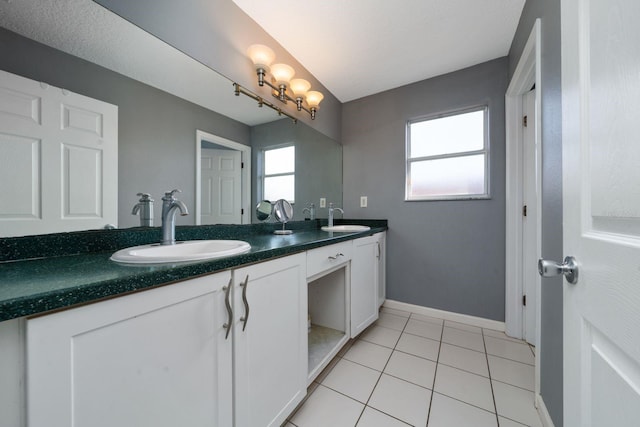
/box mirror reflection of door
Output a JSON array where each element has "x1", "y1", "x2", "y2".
[{"x1": 200, "y1": 148, "x2": 242, "y2": 224}]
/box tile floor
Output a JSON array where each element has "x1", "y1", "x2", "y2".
[{"x1": 285, "y1": 307, "x2": 542, "y2": 427}]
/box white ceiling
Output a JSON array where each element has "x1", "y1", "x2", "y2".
[{"x1": 232, "y1": 0, "x2": 526, "y2": 102}]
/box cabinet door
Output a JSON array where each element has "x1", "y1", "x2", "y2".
[
  {"x1": 351, "y1": 235, "x2": 380, "y2": 337},
  {"x1": 233, "y1": 253, "x2": 307, "y2": 427},
  {"x1": 27, "y1": 272, "x2": 233, "y2": 427},
  {"x1": 376, "y1": 232, "x2": 387, "y2": 307}
]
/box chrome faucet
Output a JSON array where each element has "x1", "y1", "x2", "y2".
[
  {"x1": 161, "y1": 189, "x2": 189, "y2": 245},
  {"x1": 132, "y1": 193, "x2": 154, "y2": 227},
  {"x1": 328, "y1": 203, "x2": 343, "y2": 228},
  {"x1": 302, "y1": 203, "x2": 316, "y2": 220}
]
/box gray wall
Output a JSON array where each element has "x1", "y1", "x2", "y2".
[
  {"x1": 251, "y1": 120, "x2": 343, "y2": 222},
  {"x1": 509, "y1": 2, "x2": 564, "y2": 425},
  {"x1": 0, "y1": 27, "x2": 250, "y2": 229},
  {"x1": 342, "y1": 58, "x2": 509, "y2": 321},
  {"x1": 95, "y1": 0, "x2": 342, "y2": 142}
]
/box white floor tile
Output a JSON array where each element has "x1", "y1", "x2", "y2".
[
  {"x1": 409, "y1": 312, "x2": 444, "y2": 325},
  {"x1": 337, "y1": 339, "x2": 355, "y2": 357},
  {"x1": 444, "y1": 320, "x2": 482, "y2": 334},
  {"x1": 356, "y1": 407, "x2": 411, "y2": 427},
  {"x1": 439, "y1": 342, "x2": 489, "y2": 377},
  {"x1": 314, "y1": 354, "x2": 340, "y2": 384},
  {"x1": 283, "y1": 422, "x2": 296, "y2": 427},
  {"x1": 384, "y1": 350, "x2": 437, "y2": 388},
  {"x1": 360, "y1": 325, "x2": 402, "y2": 348},
  {"x1": 428, "y1": 392, "x2": 498, "y2": 427},
  {"x1": 381, "y1": 307, "x2": 411, "y2": 318},
  {"x1": 395, "y1": 332, "x2": 440, "y2": 362},
  {"x1": 404, "y1": 318, "x2": 443, "y2": 341},
  {"x1": 368, "y1": 374, "x2": 431, "y2": 427},
  {"x1": 375, "y1": 312, "x2": 409, "y2": 331},
  {"x1": 498, "y1": 416, "x2": 529, "y2": 426},
  {"x1": 484, "y1": 336, "x2": 534, "y2": 365},
  {"x1": 344, "y1": 339, "x2": 393, "y2": 371},
  {"x1": 482, "y1": 328, "x2": 526, "y2": 344},
  {"x1": 442, "y1": 327, "x2": 486, "y2": 352},
  {"x1": 492, "y1": 381, "x2": 543, "y2": 427},
  {"x1": 487, "y1": 355, "x2": 534, "y2": 391},
  {"x1": 290, "y1": 385, "x2": 364, "y2": 427},
  {"x1": 433, "y1": 364, "x2": 495, "y2": 413},
  {"x1": 321, "y1": 358, "x2": 381, "y2": 403}
]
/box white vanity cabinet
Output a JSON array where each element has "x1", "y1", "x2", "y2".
[
  {"x1": 232, "y1": 253, "x2": 307, "y2": 427},
  {"x1": 350, "y1": 234, "x2": 382, "y2": 337},
  {"x1": 26, "y1": 271, "x2": 233, "y2": 427}
]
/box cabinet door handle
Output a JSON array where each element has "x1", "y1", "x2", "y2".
[
  {"x1": 222, "y1": 277, "x2": 233, "y2": 340},
  {"x1": 239, "y1": 274, "x2": 250, "y2": 331},
  {"x1": 328, "y1": 253, "x2": 344, "y2": 260},
  {"x1": 376, "y1": 242, "x2": 381, "y2": 259}
]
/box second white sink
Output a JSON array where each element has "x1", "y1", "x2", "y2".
[
  {"x1": 321, "y1": 225, "x2": 371, "y2": 232},
  {"x1": 111, "y1": 240, "x2": 251, "y2": 264}
]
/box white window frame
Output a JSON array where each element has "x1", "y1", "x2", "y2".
[
  {"x1": 261, "y1": 144, "x2": 295, "y2": 204},
  {"x1": 405, "y1": 105, "x2": 490, "y2": 201}
]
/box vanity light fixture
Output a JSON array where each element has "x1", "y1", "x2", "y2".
[{"x1": 240, "y1": 44, "x2": 324, "y2": 120}]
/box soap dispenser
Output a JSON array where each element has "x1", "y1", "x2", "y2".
[{"x1": 132, "y1": 193, "x2": 154, "y2": 227}]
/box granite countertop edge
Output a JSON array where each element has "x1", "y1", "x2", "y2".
[{"x1": 0, "y1": 220, "x2": 387, "y2": 322}]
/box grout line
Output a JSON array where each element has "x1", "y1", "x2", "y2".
[
  {"x1": 482, "y1": 328, "x2": 501, "y2": 427},
  {"x1": 425, "y1": 317, "x2": 445, "y2": 426}
]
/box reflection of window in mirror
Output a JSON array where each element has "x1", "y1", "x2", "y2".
[{"x1": 262, "y1": 145, "x2": 295, "y2": 203}]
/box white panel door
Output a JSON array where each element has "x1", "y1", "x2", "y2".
[
  {"x1": 0, "y1": 70, "x2": 117, "y2": 237},
  {"x1": 233, "y1": 253, "x2": 307, "y2": 427},
  {"x1": 27, "y1": 272, "x2": 233, "y2": 427},
  {"x1": 200, "y1": 148, "x2": 241, "y2": 224},
  {"x1": 351, "y1": 235, "x2": 379, "y2": 337},
  {"x1": 561, "y1": 0, "x2": 640, "y2": 425}
]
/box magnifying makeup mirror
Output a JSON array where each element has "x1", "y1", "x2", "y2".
[
  {"x1": 255, "y1": 200, "x2": 273, "y2": 222},
  {"x1": 273, "y1": 199, "x2": 293, "y2": 235}
]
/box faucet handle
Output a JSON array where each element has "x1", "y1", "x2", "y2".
[
  {"x1": 163, "y1": 189, "x2": 182, "y2": 200},
  {"x1": 329, "y1": 202, "x2": 334, "y2": 209},
  {"x1": 136, "y1": 192, "x2": 153, "y2": 201}
]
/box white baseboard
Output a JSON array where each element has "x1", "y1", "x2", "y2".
[
  {"x1": 383, "y1": 300, "x2": 505, "y2": 332},
  {"x1": 535, "y1": 393, "x2": 555, "y2": 427}
]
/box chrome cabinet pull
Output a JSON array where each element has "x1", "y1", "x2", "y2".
[
  {"x1": 376, "y1": 241, "x2": 381, "y2": 259},
  {"x1": 328, "y1": 253, "x2": 344, "y2": 260},
  {"x1": 240, "y1": 275, "x2": 250, "y2": 331},
  {"x1": 222, "y1": 278, "x2": 233, "y2": 339}
]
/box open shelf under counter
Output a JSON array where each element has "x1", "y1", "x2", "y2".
[{"x1": 307, "y1": 324, "x2": 348, "y2": 383}]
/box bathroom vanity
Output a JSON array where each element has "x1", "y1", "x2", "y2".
[{"x1": 0, "y1": 222, "x2": 386, "y2": 427}]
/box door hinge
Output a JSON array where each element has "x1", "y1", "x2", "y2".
[
  {"x1": 241, "y1": 208, "x2": 244, "y2": 215},
  {"x1": 241, "y1": 162, "x2": 244, "y2": 169},
  {"x1": 523, "y1": 295, "x2": 527, "y2": 306},
  {"x1": 523, "y1": 205, "x2": 527, "y2": 217},
  {"x1": 523, "y1": 115, "x2": 528, "y2": 127}
]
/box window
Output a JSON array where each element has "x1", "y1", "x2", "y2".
[
  {"x1": 262, "y1": 145, "x2": 295, "y2": 203},
  {"x1": 406, "y1": 107, "x2": 488, "y2": 201}
]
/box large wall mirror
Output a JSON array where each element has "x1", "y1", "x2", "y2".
[{"x1": 0, "y1": 0, "x2": 342, "y2": 237}]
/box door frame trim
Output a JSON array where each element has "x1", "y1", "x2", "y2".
[
  {"x1": 195, "y1": 130, "x2": 251, "y2": 224},
  {"x1": 505, "y1": 19, "x2": 542, "y2": 395}
]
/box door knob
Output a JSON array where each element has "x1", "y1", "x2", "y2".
[{"x1": 538, "y1": 256, "x2": 579, "y2": 284}]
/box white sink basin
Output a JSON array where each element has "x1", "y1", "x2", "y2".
[
  {"x1": 321, "y1": 225, "x2": 371, "y2": 232},
  {"x1": 111, "y1": 240, "x2": 251, "y2": 264}
]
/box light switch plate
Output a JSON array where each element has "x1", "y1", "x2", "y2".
[
  {"x1": 319, "y1": 198, "x2": 326, "y2": 208},
  {"x1": 360, "y1": 196, "x2": 368, "y2": 208}
]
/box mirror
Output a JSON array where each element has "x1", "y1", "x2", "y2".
[
  {"x1": 273, "y1": 199, "x2": 294, "y2": 235},
  {"x1": 0, "y1": 0, "x2": 342, "y2": 237},
  {"x1": 255, "y1": 201, "x2": 273, "y2": 222}
]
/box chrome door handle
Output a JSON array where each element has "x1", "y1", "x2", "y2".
[
  {"x1": 538, "y1": 256, "x2": 579, "y2": 284},
  {"x1": 239, "y1": 275, "x2": 250, "y2": 331},
  {"x1": 328, "y1": 253, "x2": 344, "y2": 260},
  {"x1": 222, "y1": 278, "x2": 233, "y2": 339}
]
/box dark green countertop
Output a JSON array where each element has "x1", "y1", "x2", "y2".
[{"x1": 0, "y1": 220, "x2": 387, "y2": 322}]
